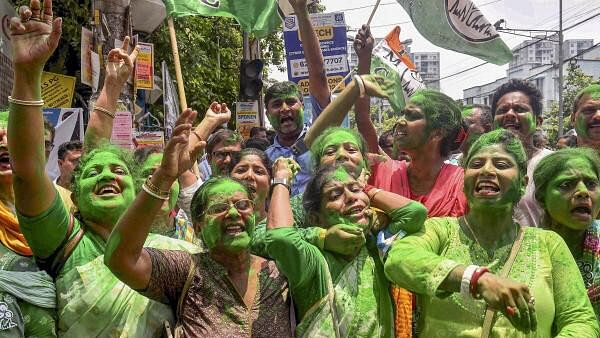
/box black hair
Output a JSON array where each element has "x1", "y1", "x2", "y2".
[
  {"x1": 243, "y1": 137, "x2": 270, "y2": 152},
  {"x1": 249, "y1": 126, "x2": 267, "y2": 138},
  {"x1": 190, "y1": 176, "x2": 250, "y2": 224},
  {"x1": 229, "y1": 148, "x2": 271, "y2": 177},
  {"x1": 491, "y1": 79, "x2": 543, "y2": 118},
  {"x1": 57, "y1": 140, "x2": 83, "y2": 161},
  {"x1": 303, "y1": 165, "x2": 340, "y2": 218},
  {"x1": 378, "y1": 130, "x2": 394, "y2": 148},
  {"x1": 264, "y1": 81, "x2": 303, "y2": 106}
]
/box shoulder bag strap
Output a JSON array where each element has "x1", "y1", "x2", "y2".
[
  {"x1": 481, "y1": 226, "x2": 525, "y2": 338},
  {"x1": 170, "y1": 255, "x2": 197, "y2": 338}
]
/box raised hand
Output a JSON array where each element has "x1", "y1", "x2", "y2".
[
  {"x1": 105, "y1": 36, "x2": 139, "y2": 88},
  {"x1": 158, "y1": 108, "x2": 205, "y2": 182},
  {"x1": 272, "y1": 157, "x2": 300, "y2": 181},
  {"x1": 360, "y1": 74, "x2": 395, "y2": 99},
  {"x1": 10, "y1": 0, "x2": 62, "y2": 71},
  {"x1": 288, "y1": 0, "x2": 309, "y2": 11},
  {"x1": 204, "y1": 102, "x2": 232, "y2": 126},
  {"x1": 354, "y1": 24, "x2": 374, "y2": 61}
]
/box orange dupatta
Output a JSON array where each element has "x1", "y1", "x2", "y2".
[{"x1": 0, "y1": 201, "x2": 32, "y2": 256}]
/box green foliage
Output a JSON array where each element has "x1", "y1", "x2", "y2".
[{"x1": 543, "y1": 63, "x2": 599, "y2": 143}]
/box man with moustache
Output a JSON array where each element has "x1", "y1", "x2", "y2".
[{"x1": 571, "y1": 84, "x2": 600, "y2": 152}]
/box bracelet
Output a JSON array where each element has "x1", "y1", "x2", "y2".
[
  {"x1": 460, "y1": 265, "x2": 479, "y2": 300},
  {"x1": 469, "y1": 266, "x2": 489, "y2": 299},
  {"x1": 369, "y1": 188, "x2": 383, "y2": 200},
  {"x1": 191, "y1": 129, "x2": 204, "y2": 141},
  {"x1": 8, "y1": 96, "x2": 44, "y2": 106},
  {"x1": 93, "y1": 104, "x2": 115, "y2": 119},
  {"x1": 143, "y1": 177, "x2": 171, "y2": 200},
  {"x1": 353, "y1": 75, "x2": 366, "y2": 98}
]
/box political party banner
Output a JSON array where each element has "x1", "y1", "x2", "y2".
[
  {"x1": 135, "y1": 42, "x2": 154, "y2": 90},
  {"x1": 134, "y1": 130, "x2": 165, "y2": 149},
  {"x1": 236, "y1": 101, "x2": 259, "y2": 139},
  {"x1": 164, "y1": 0, "x2": 281, "y2": 38},
  {"x1": 41, "y1": 72, "x2": 76, "y2": 108},
  {"x1": 396, "y1": 0, "x2": 512, "y2": 65},
  {"x1": 43, "y1": 108, "x2": 84, "y2": 180},
  {"x1": 371, "y1": 26, "x2": 425, "y2": 112},
  {"x1": 283, "y1": 12, "x2": 350, "y2": 96},
  {"x1": 111, "y1": 111, "x2": 134, "y2": 149},
  {"x1": 162, "y1": 60, "x2": 180, "y2": 140},
  {"x1": 81, "y1": 27, "x2": 93, "y2": 87}
]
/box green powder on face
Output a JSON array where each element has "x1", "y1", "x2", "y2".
[{"x1": 576, "y1": 112, "x2": 590, "y2": 139}]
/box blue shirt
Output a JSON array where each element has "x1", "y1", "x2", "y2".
[{"x1": 265, "y1": 95, "x2": 326, "y2": 195}]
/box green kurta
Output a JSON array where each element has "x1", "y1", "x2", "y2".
[
  {"x1": 18, "y1": 192, "x2": 201, "y2": 337},
  {"x1": 385, "y1": 217, "x2": 600, "y2": 337}
]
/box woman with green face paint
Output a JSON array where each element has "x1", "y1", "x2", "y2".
[
  {"x1": 265, "y1": 158, "x2": 427, "y2": 337},
  {"x1": 8, "y1": 3, "x2": 200, "y2": 336},
  {"x1": 385, "y1": 129, "x2": 599, "y2": 336},
  {"x1": 105, "y1": 113, "x2": 292, "y2": 337},
  {"x1": 534, "y1": 147, "x2": 600, "y2": 320}
]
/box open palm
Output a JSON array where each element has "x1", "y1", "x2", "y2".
[{"x1": 10, "y1": 0, "x2": 61, "y2": 70}]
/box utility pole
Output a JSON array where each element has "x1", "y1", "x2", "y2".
[{"x1": 557, "y1": 0, "x2": 564, "y2": 137}]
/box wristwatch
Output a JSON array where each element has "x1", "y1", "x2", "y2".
[{"x1": 270, "y1": 177, "x2": 291, "y2": 193}]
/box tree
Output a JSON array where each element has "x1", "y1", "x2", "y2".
[{"x1": 543, "y1": 63, "x2": 599, "y2": 143}]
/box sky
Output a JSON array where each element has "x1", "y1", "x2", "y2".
[{"x1": 270, "y1": 0, "x2": 600, "y2": 100}]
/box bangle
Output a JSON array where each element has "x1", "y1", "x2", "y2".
[
  {"x1": 469, "y1": 266, "x2": 489, "y2": 299},
  {"x1": 191, "y1": 129, "x2": 203, "y2": 141},
  {"x1": 369, "y1": 188, "x2": 383, "y2": 199},
  {"x1": 143, "y1": 177, "x2": 171, "y2": 200},
  {"x1": 93, "y1": 104, "x2": 115, "y2": 119},
  {"x1": 353, "y1": 75, "x2": 366, "y2": 98},
  {"x1": 461, "y1": 265, "x2": 479, "y2": 300},
  {"x1": 8, "y1": 96, "x2": 44, "y2": 106},
  {"x1": 317, "y1": 228, "x2": 327, "y2": 250},
  {"x1": 363, "y1": 184, "x2": 376, "y2": 194}
]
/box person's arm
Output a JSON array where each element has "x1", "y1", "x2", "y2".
[
  {"x1": 84, "y1": 37, "x2": 138, "y2": 152},
  {"x1": 354, "y1": 25, "x2": 379, "y2": 153},
  {"x1": 8, "y1": 1, "x2": 61, "y2": 217},
  {"x1": 304, "y1": 75, "x2": 395, "y2": 147},
  {"x1": 105, "y1": 109, "x2": 201, "y2": 290},
  {"x1": 548, "y1": 231, "x2": 600, "y2": 337},
  {"x1": 291, "y1": 0, "x2": 330, "y2": 108}
]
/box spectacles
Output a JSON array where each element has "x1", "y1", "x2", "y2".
[
  {"x1": 205, "y1": 199, "x2": 255, "y2": 215},
  {"x1": 212, "y1": 150, "x2": 239, "y2": 161}
]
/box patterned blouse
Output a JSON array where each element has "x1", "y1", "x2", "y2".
[{"x1": 142, "y1": 249, "x2": 292, "y2": 337}]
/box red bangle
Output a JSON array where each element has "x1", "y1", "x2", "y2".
[
  {"x1": 470, "y1": 267, "x2": 489, "y2": 299},
  {"x1": 363, "y1": 184, "x2": 376, "y2": 194}
]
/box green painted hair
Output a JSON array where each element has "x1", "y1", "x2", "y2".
[
  {"x1": 190, "y1": 176, "x2": 250, "y2": 224},
  {"x1": 572, "y1": 83, "x2": 600, "y2": 114},
  {"x1": 409, "y1": 89, "x2": 463, "y2": 157},
  {"x1": 463, "y1": 129, "x2": 527, "y2": 178},
  {"x1": 533, "y1": 147, "x2": 600, "y2": 205},
  {"x1": 310, "y1": 127, "x2": 368, "y2": 167},
  {"x1": 264, "y1": 81, "x2": 303, "y2": 105},
  {"x1": 70, "y1": 142, "x2": 139, "y2": 198}
]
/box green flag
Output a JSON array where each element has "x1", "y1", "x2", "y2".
[
  {"x1": 163, "y1": 0, "x2": 281, "y2": 38},
  {"x1": 396, "y1": 0, "x2": 512, "y2": 65},
  {"x1": 371, "y1": 26, "x2": 425, "y2": 112}
]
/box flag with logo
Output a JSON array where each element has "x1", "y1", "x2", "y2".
[
  {"x1": 396, "y1": 0, "x2": 512, "y2": 65},
  {"x1": 371, "y1": 26, "x2": 425, "y2": 112},
  {"x1": 163, "y1": 0, "x2": 282, "y2": 37}
]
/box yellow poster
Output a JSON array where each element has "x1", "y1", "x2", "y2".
[
  {"x1": 41, "y1": 72, "x2": 76, "y2": 108},
  {"x1": 135, "y1": 43, "x2": 154, "y2": 90}
]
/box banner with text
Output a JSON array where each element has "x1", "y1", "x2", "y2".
[
  {"x1": 41, "y1": 72, "x2": 76, "y2": 108},
  {"x1": 236, "y1": 101, "x2": 259, "y2": 139},
  {"x1": 283, "y1": 12, "x2": 349, "y2": 96},
  {"x1": 111, "y1": 111, "x2": 134, "y2": 149},
  {"x1": 135, "y1": 42, "x2": 154, "y2": 90}
]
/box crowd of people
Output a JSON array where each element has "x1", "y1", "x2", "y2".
[{"x1": 2, "y1": 0, "x2": 600, "y2": 337}]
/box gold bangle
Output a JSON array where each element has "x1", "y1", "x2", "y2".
[
  {"x1": 369, "y1": 188, "x2": 383, "y2": 199},
  {"x1": 191, "y1": 129, "x2": 203, "y2": 141},
  {"x1": 142, "y1": 184, "x2": 170, "y2": 201},
  {"x1": 144, "y1": 177, "x2": 171, "y2": 199},
  {"x1": 8, "y1": 96, "x2": 44, "y2": 106},
  {"x1": 93, "y1": 105, "x2": 115, "y2": 119}
]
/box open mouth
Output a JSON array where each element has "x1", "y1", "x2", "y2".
[
  {"x1": 224, "y1": 223, "x2": 245, "y2": 236},
  {"x1": 345, "y1": 205, "x2": 366, "y2": 218},
  {"x1": 280, "y1": 116, "x2": 295, "y2": 126},
  {"x1": 0, "y1": 151, "x2": 10, "y2": 171},
  {"x1": 571, "y1": 204, "x2": 593, "y2": 220},
  {"x1": 475, "y1": 180, "x2": 500, "y2": 196},
  {"x1": 95, "y1": 183, "x2": 121, "y2": 196},
  {"x1": 502, "y1": 122, "x2": 520, "y2": 130},
  {"x1": 588, "y1": 123, "x2": 600, "y2": 132}
]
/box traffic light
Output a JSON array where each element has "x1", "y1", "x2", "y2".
[{"x1": 239, "y1": 59, "x2": 264, "y2": 100}]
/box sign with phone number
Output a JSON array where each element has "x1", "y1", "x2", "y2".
[{"x1": 283, "y1": 12, "x2": 350, "y2": 96}]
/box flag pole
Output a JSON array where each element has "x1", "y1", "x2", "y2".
[
  {"x1": 330, "y1": 0, "x2": 381, "y2": 94},
  {"x1": 167, "y1": 17, "x2": 188, "y2": 111}
]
